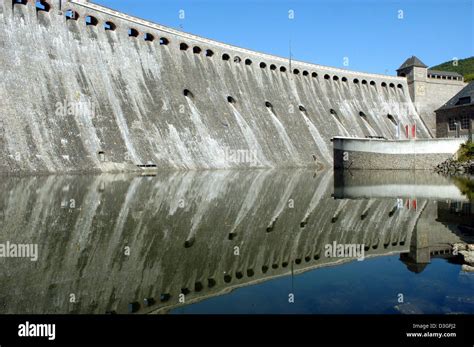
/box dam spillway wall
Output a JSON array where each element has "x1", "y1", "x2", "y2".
[{"x1": 0, "y1": 0, "x2": 431, "y2": 174}]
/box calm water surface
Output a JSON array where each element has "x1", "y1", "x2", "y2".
[{"x1": 0, "y1": 170, "x2": 472, "y2": 314}]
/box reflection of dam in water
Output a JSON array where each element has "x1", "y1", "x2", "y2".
[{"x1": 0, "y1": 170, "x2": 470, "y2": 314}]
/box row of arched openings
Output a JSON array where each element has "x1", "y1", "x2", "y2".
[{"x1": 15, "y1": 1, "x2": 405, "y2": 91}]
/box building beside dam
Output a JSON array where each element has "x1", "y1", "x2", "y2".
[
  {"x1": 0, "y1": 0, "x2": 467, "y2": 174},
  {"x1": 435, "y1": 82, "x2": 474, "y2": 140}
]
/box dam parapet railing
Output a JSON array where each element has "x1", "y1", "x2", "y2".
[{"x1": 333, "y1": 136, "x2": 466, "y2": 170}]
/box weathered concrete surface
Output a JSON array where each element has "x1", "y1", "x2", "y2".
[
  {"x1": 0, "y1": 0, "x2": 431, "y2": 174},
  {"x1": 333, "y1": 137, "x2": 465, "y2": 170},
  {"x1": 0, "y1": 169, "x2": 422, "y2": 314}
]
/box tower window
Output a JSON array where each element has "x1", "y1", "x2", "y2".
[
  {"x1": 245, "y1": 59, "x2": 252, "y2": 65},
  {"x1": 260, "y1": 62, "x2": 267, "y2": 68},
  {"x1": 180, "y1": 42, "x2": 189, "y2": 51},
  {"x1": 222, "y1": 53, "x2": 230, "y2": 61},
  {"x1": 205, "y1": 49, "x2": 214, "y2": 57},
  {"x1": 270, "y1": 64, "x2": 277, "y2": 70},
  {"x1": 159, "y1": 37, "x2": 169, "y2": 45},
  {"x1": 280, "y1": 66, "x2": 287, "y2": 72},
  {"x1": 193, "y1": 46, "x2": 202, "y2": 54}
]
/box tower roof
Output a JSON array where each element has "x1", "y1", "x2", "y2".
[{"x1": 397, "y1": 56, "x2": 428, "y2": 71}]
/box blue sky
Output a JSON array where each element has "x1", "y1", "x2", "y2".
[{"x1": 94, "y1": 0, "x2": 473, "y2": 75}]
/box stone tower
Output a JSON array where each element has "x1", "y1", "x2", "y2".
[{"x1": 397, "y1": 56, "x2": 428, "y2": 108}]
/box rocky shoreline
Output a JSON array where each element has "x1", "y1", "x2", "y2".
[
  {"x1": 453, "y1": 243, "x2": 474, "y2": 272},
  {"x1": 434, "y1": 159, "x2": 474, "y2": 175}
]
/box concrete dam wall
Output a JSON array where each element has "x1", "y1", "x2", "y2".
[{"x1": 0, "y1": 0, "x2": 431, "y2": 174}]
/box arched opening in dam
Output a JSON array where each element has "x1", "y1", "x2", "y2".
[
  {"x1": 183, "y1": 89, "x2": 194, "y2": 98},
  {"x1": 65, "y1": 9, "x2": 79, "y2": 21},
  {"x1": 104, "y1": 21, "x2": 116, "y2": 31},
  {"x1": 35, "y1": 0, "x2": 50, "y2": 12},
  {"x1": 387, "y1": 114, "x2": 398, "y2": 125},
  {"x1": 144, "y1": 33, "x2": 155, "y2": 42},
  {"x1": 128, "y1": 28, "x2": 139, "y2": 38},
  {"x1": 85, "y1": 15, "x2": 98, "y2": 26}
]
